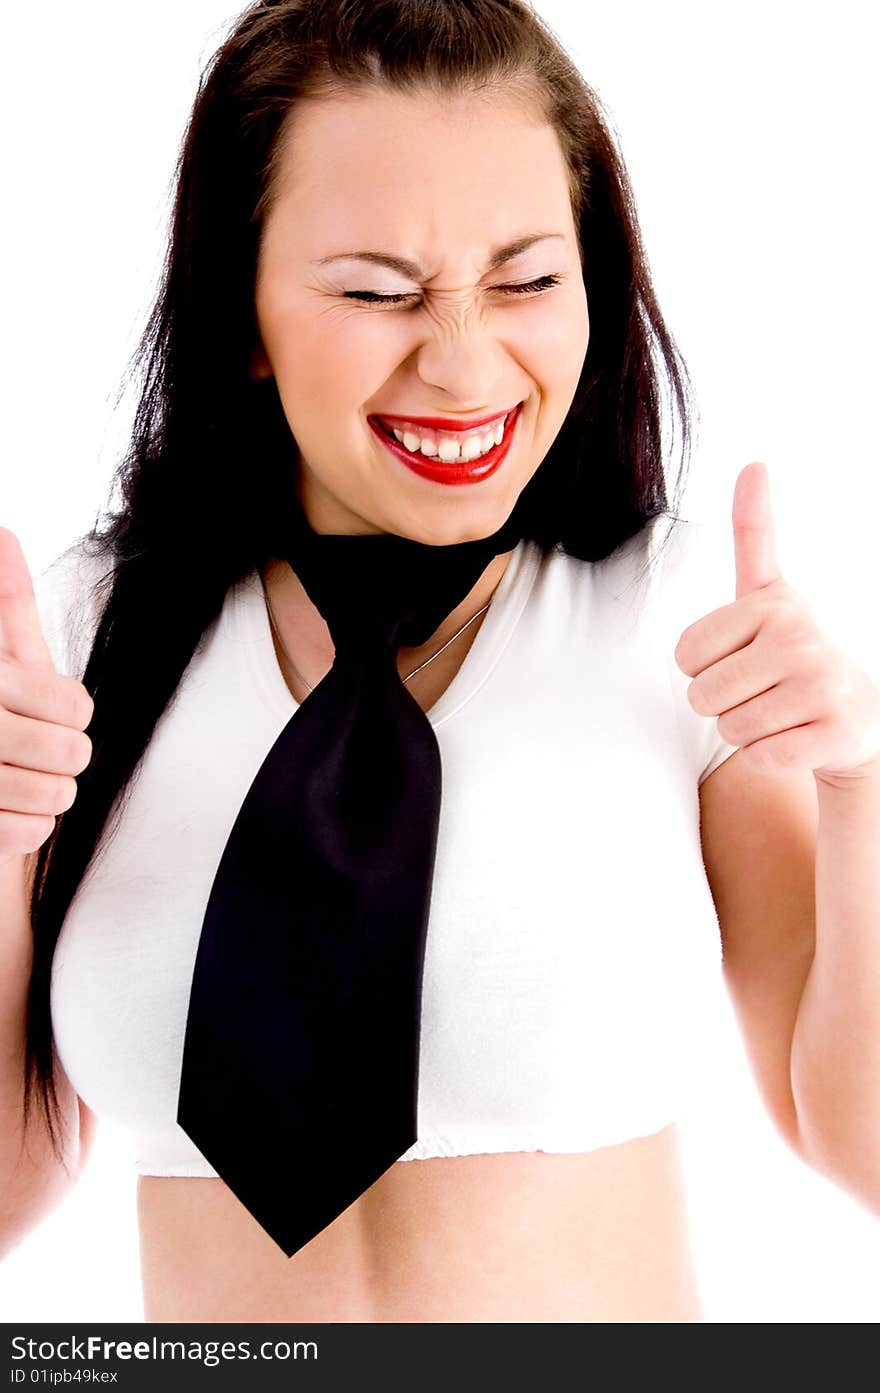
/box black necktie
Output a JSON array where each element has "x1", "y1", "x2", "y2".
[{"x1": 177, "y1": 489, "x2": 524, "y2": 1257}]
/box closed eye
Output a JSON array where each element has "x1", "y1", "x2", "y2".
[{"x1": 343, "y1": 274, "x2": 564, "y2": 306}]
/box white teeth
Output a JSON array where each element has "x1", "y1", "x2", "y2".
[
  {"x1": 439, "y1": 437, "x2": 463, "y2": 462},
  {"x1": 385, "y1": 412, "x2": 511, "y2": 463},
  {"x1": 459, "y1": 435, "x2": 484, "y2": 462}
]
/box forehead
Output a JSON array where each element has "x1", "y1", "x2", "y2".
[{"x1": 266, "y1": 86, "x2": 575, "y2": 269}]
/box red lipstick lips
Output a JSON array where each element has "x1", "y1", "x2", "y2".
[
  {"x1": 372, "y1": 406, "x2": 518, "y2": 432},
  {"x1": 368, "y1": 402, "x2": 523, "y2": 486}
]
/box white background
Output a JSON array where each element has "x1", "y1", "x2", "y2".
[{"x1": 1, "y1": 0, "x2": 878, "y2": 1322}]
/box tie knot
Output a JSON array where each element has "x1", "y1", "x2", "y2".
[{"x1": 281, "y1": 494, "x2": 524, "y2": 664}]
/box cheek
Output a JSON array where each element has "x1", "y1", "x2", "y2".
[
  {"x1": 263, "y1": 295, "x2": 405, "y2": 389},
  {"x1": 515, "y1": 293, "x2": 589, "y2": 383}
]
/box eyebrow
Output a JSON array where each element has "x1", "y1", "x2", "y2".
[{"x1": 313, "y1": 233, "x2": 566, "y2": 280}]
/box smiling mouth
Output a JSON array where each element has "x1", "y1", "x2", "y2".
[
  {"x1": 372, "y1": 408, "x2": 518, "y2": 463},
  {"x1": 367, "y1": 402, "x2": 523, "y2": 486}
]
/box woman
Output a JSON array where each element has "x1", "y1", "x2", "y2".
[{"x1": 3, "y1": 0, "x2": 879, "y2": 1323}]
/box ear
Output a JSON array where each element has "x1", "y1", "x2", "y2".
[{"x1": 249, "y1": 338, "x2": 273, "y2": 379}]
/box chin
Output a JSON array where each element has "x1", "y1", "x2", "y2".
[{"x1": 390, "y1": 519, "x2": 499, "y2": 549}]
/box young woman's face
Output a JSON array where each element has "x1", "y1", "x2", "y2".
[{"x1": 253, "y1": 85, "x2": 589, "y2": 542}]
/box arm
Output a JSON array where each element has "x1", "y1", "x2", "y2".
[
  {"x1": 699, "y1": 745, "x2": 880, "y2": 1217},
  {"x1": 678, "y1": 461, "x2": 880, "y2": 1212},
  {"x1": 789, "y1": 760, "x2": 880, "y2": 1214},
  {"x1": 0, "y1": 852, "x2": 85, "y2": 1261},
  {"x1": 0, "y1": 526, "x2": 99, "y2": 1258}
]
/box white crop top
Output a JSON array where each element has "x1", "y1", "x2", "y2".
[{"x1": 38, "y1": 514, "x2": 739, "y2": 1176}]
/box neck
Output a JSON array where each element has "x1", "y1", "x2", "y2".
[{"x1": 261, "y1": 546, "x2": 516, "y2": 676}]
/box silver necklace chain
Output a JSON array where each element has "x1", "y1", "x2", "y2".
[{"x1": 264, "y1": 590, "x2": 492, "y2": 693}]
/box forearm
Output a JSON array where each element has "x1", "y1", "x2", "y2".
[
  {"x1": 0, "y1": 852, "x2": 77, "y2": 1257},
  {"x1": 0, "y1": 852, "x2": 35, "y2": 1142},
  {"x1": 790, "y1": 760, "x2": 880, "y2": 1213}
]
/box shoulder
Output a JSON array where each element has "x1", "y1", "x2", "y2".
[
  {"x1": 639, "y1": 512, "x2": 736, "y2": 636},
  {"x1": 33, "y1": 540, "x2": 116, "y2": 680},
  {"x1": 545, "y1": 512, "x2": 715, "y2": 584},
  {"x1": 35, "y1": 538, "x2": 115, "y2": 594},
  {"x1": 533, "y1": 512, "x2": 733, "y2": 626},
  {"x1": 543, "y1": 514, "x2": 721, "y2": 623},
  {"x1": 651, "y1": 511, "x2": 733, "y2": 576}
]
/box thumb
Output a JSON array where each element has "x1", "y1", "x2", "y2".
[
  {"x1": 0, "y1": 528, "x2": 57, "y2": 671},
  {"x1": 732, "y1": 460, "x2": 782, "y2": 600}
]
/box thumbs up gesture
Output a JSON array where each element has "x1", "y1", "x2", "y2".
[
  {"x1": 673, "y1": 462, "x2": 880, "y2": 784},
  {"x1": 0, "y1": 528, "x2": 95, "y2": 864}
]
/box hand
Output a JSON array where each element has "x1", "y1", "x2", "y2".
[
  {"x1": 0, "y1": 528, "x2": 95, "y2": 863},
  {"x1": 673, "y1": 462, "x2": 880, "y2": 783}
]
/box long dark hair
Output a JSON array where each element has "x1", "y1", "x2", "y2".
[{"x1": 23, "y1": 0, "x2": 697, "y2": 1167}]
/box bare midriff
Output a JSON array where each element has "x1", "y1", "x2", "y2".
[{"x1": 136, "y1": 1122, "x2": 704, "y2": 1322}]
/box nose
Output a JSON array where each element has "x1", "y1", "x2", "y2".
[{"x1": 412, "y1": 305, "x2": 512, "y2": 411}]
